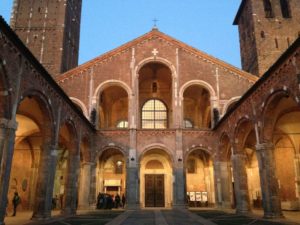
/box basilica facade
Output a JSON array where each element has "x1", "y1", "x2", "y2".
[{"x1": 0, "y1": 0, "x2": 300, "y2": 224}]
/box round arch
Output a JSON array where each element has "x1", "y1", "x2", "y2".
[
  {"x1": 222, "y1": 96, "x2": 241, "y2": 116},
  {"x1": 135, "y1": 57, "x2": 177, "y2": 80},
  {"x1": 261, "y1": 88, "x2": 296, "y2": 141},
  {"x1": 138, "y1": 143, "x2": 174, "y2": 165},
  {"x1": 179, "y1": 80, "x2": 217, "y2": 100},
  {"x1": 70, "y1": 97, "x2": 89, "y2": 118},
  {"x1": 93, "y1": 80, "x2": 132, "y2": 106}
]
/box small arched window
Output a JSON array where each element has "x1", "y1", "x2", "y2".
[
  {"x1": 116, "y1": 120, "x2": 128, "y2": 129},
  {"x1": 142, "y1": 99, "x2": 167, "y2": 129},
  {"x1": 184, "y1": 119, "x2": 193, "y2": 128},
  {"x1": 263, "y1": 0, "x2": 274, "y2": 18},
  {"x1": 280, "y1": 0, "x2": 291, "y2": 18}
]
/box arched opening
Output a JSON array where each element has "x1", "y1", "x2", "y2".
[
  {"x1": 8, "y1": 95, "x2": 53, "y2": 218},
  {"x1": 185, "y1": 149, "x2": 215, "y2": 207},
  {"x1": 183, "y1": 85, "x2": 211, "y2": 129},
  {"x1": 244, "y1": 130, "x2": 262, "y2": 209},
  {"x1": 280, "y1": 0, "x2": 291, "y2": 18},
  {"x1": 235, "y1": 120, "x2": 262, "y2": 209},
  {"x1": 52, "y1": 121, "x2": 78, "y2": 212},
  {"x1": 138, "y1": 62, "x2": 172, "y2": 129},
  {"x1": 140, "y1": 149, "x2": 173, "y2": 208},
  {"x1": 98, "y1": 86, "x2": 128, "y2": 129},
  {"x1": 218, "y1": 134, "x2": 235, "y2": 208},
  {"x1": 97, "y1": 148, "x2": 126, "y2": 207},
  {"x1": 274, "y1": 112, "x2": 300, "y2": 210},
  {"x1": 262, "y1": 93, "x2": 300, "y2": 211}
]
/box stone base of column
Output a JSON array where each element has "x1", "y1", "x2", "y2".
[
  {"x1": 31, "y1": 212, "x2": 51, "y2": 221},
  {"x1": 126, "y1": 202, "x2": 140, "y2": 210},
  {"x1": 61, "y1": 208, "x2": 76, "y2": 216},
  {"x1": 173, "y1": 203, "x2": 187, "y2": 209},
  {"x1": 216, "y1": 201, "x2": 232, "y2": 209}
]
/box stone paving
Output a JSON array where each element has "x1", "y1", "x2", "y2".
[{"x1": 3, "y1": 208, "x2": 300, "y2": 225}]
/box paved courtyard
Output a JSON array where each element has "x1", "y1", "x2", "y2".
[{"x1": 3, "y1": 209, "x2": 300, "y2": 225}]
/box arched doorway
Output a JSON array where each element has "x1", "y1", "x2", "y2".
[
  {"x1": 138, "y1": 62, "x2": 172, "y2": 128},
  {"x1": 185, "y1": 149, "x2": 215, "y2": 207},
  {"x1": 98, "y1": 86, "x2": 128, "y2": 129},
  {"x1": 8, "y1": 94, "x2": 53, "y2": 219},
  {"x1": 97, "y1": 148, "x2": 126, "y2": 197},
  {"x1": 183, "y1": 85, "x2": 211, "y2": 129},
  {"x1": 140, "y1": 149, "x2": 173, "y2": 208}
]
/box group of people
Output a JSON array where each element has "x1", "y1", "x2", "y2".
[{"x1": 96, "y1": 193, "x2": 126, "y2": 209}]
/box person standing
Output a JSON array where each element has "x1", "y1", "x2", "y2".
[
  {"x1": 12, "y1": 192, "x2": 21, "y2": 216},
  {"x1": 121, "y1": 194, "x2": 126, "y2": 209}
]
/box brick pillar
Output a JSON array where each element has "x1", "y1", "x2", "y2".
[
  {"x1": 231, "y1": 153, "x2": 251, "y2": 213},
  {"x1": 62, "y1": 152, "x2": 80, "y2": 215},
  {"x1": 256, "y1": 143, "x2": 283, "y2": 218},
  {"x1": 126, "y1": 129, "x2": 139, "y2": 209},
  {"x1": 173, "y1": 165, "x2": 186, "y2": 208},
  {"x1": 32, "y1": 145, "x2": 59, "y2": 220},
  {"x1": 173, "y1": 129, "x2": 186, "y2": 208},
  {"x1": 0, "y1": 119, "x2": 18, "y2": 225},
  {"x1": 214, "y1": 161, "x2": 232, "y2": 208},
  {"x1": 78, "y1": 162, "x2": 92, "y2": 209}
]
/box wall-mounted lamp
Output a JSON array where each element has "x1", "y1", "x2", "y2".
[{"x1": 130, "y1": 157, "x2": 135, "y2": 161}]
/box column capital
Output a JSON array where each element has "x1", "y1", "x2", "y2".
[
  {"x1": 0, "y1": 118, "x2": 18, "y2": 130},
  {"x1": 255, "y1": 142, "x2": 275, "y2": 151}
]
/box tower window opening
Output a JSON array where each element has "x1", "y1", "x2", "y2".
[
  {"x1": 263, "y1": 0, "x2": 274, "y2": 18},
  {"x1": 261, "y1": 31, "x2": 265, "y2": 39},
  {"x1": 152, "y1": 82, "x2": 157, "y2": 93},
  {"x1": 275, "y1": 38, "x2": 279, "y2": 49},
  {"x1": 280, "y1": 0, "x2": 291, "y2": 18}
]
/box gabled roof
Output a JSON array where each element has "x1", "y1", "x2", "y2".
[{"x1": 57, "y1": 28, "x2": 257, "y2": 82}]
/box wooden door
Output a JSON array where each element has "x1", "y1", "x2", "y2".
[{"x1": 145, "y1": 174, "x2": 165, "y2": 207}]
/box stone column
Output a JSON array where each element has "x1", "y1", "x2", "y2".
[
  {"x1": 89, "y1": 163, "x2": 97, "y2": 206},
  {"x1": 231, "y1": 153, "x2": 251, "y2": 214},
  {"x1": 32, "y1": 145, "x2": 59, "y2": 220},
  {"x1": 62, "y1": 152, "x2": 80, "y2": 215},
  {"x1": 78, "y1": 162, "x2": 92, "y2": 209},
  {"x1": 256, "y1": 143, "x2": 283, "y2": 218},
  {"x1": 213, "y1": 161, "x2": 232, "y2": 208},
  {"x1": 0, "y1": 119, "x2": 18, "y2": 225}
]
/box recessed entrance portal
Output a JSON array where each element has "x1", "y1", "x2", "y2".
[
  {"x1": 145, "y1": 174, "x2": 165, "y2": 207},
  {"x1": 140, "y1": 149, "x2": 173, "y2": 208}
]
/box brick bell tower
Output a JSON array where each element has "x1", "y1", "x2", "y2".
[
  {"x1": 10, "y1": 0, "x2": 82, "y2": 77},
  {"x1": 234, "y1": 0, "x2": 300, "y2": 76}
]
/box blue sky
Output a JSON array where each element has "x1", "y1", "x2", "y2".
[{"x1": 0, "y1": 1, "x2": 242, "y2": 68}]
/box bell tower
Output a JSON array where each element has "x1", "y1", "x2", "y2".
[
  {"x1": 234, "y1": 0, "x2": 300, "y2": 76},
  {"x1": 10, "y1": 0, "x2": 82, "y2": 77}
]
